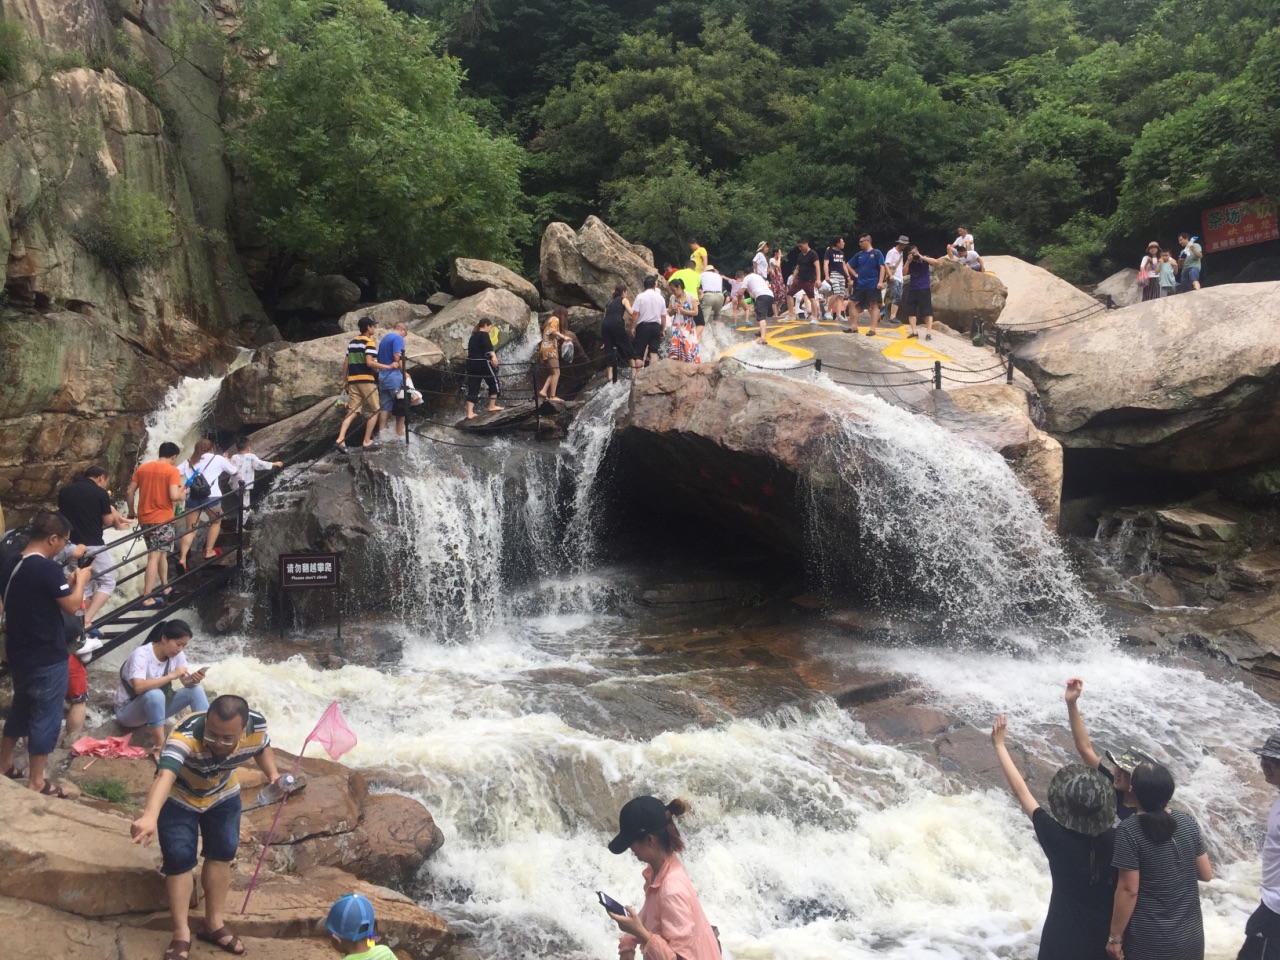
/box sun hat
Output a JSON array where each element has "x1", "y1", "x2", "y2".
[
  {"x1": 325, "y1": 893, "x2": 376, "y2": 941},
  {"x1": 1047, "y1": 763, "x2": 1117, "y2": 836},
  {"x1": 896, "y1": 235, "x2": 910, "y2": 245},
  {"x1": 1105, "y1": 747, "x2": 1155, "y2": 773},
  {"x1": 1253, "y1": 734, "x2": 1280, "y2": 760},
  {"x1": 757, "y1": 241, "x2": 768, "y2": 252},
  {"x1": 608, "y1": 796, "x2": 669, "y2": 854}
]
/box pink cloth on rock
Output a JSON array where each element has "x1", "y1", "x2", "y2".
[{"x1": 70, "y1": 735, "x2": 150, "y2": 759}]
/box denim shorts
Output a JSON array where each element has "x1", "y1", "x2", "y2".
[
  {"x1": 1181, "y1": 267, "x2": 1201, "y2": 289},
  {"x1": 157, "y1": 794, "x2": 242, "y2": 875},
  {"x1": 2, "y1": 658, "x2": 70, "y2": 755}
]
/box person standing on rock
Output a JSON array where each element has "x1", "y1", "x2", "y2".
[
  {"x1": 991, "y1": 715, "x2": 1117, "y2": 960},
  {"x1": 464, "y1": 319, "x2": 504, "y2": 419},
  {"x1": 689, "y1": 239, "x2": 708, "y2": 274},
  {"x1": 788, "y1": 238, "x2": 821, "y2": 320},
  {"x1": 823, "y1": 237, "x2": 849, "y2": 324},
  {"x1": 57, "y1": 465, "x2": 131, "y2": 638},
  {"x1": 847, "y1": 233, "x2": 887, "y2": 336},
  {"x1": 631, "y1": 274, "x2": 668, "y2": 368},
  {"x1": 768, "y1": 247, "x2": 786, "y2": 317},
  {"x1": 742, "y1": 270, "x2": 774, "y2": 342},
  {"x1": 537, "y1": 307, "x2": 573, "y2": 403},
  {"x1": 131, "y1": 694, "x2": 279, "y2": 960},
  {"x1": 1066, "y1": 678, "x2": 1145, "y2": 821},
  {"x1": 1138, "y1": 243, "x2": 1163, "y2": 303},
  {"x1": 883, "y1": 236, "x2": 909, "y2": 325},
  {"x1": 127, "y1": 442, "x2": 186, "y2": 608},
  {"x1": 335, "y1": 316, "x2": 386, "y2": 451},
  {"x1": 602, "y1": 284, "x2": 639, "y2": 383},
  {"x1": 667, "y1": 278, "x2": 701, "y2": 363},
  {"x1": 1236, "y1": 734, "x2": 1280, "y2": 960},
  {"x1": 698, "y1": 265, "x2": 727, "y2": 334},
  {"x1": 377, "y1": 320, "x2": 410, "y2": 442},
  {"x1": 1177, "y1": 233, "x2": 1203, "y2": 292},
  {"x1": 0, "y1": 511, "x2": 93, "y2": 797},
  {"x1": 902, "y1": 245, "x2": 940, "y2": 341},
  {"x1": 753, "y1": 241, "x2": 770, "y2": 278},
  {"x1": 1158, "y1": 251, "x2": 1178, "y2": 298},
  {"x1": 606, "y1": 795, "x2": 722, "y2": 960}
]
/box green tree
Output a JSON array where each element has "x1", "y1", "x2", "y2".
[{"x1": 230, "y1": 0, "x2": 524, "y2": 297}]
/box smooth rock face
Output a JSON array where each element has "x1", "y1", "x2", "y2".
[
  {"x1": 0, "y1": 779, "x2": 166, "y2": 916},
  {"x1": 419, "y1": 287, "x2": 531, "y2": 364},
  {"x1": 540, "y1": 216, "x2": 658, "y2": 309},
  {"x1": 988, "y1": 256, "x2": 1102, "y2": 331},
  {"x1": 338, "y1": 299, "x2": 433, "y2": 333},
  {"x1": 214, "y1": 331, "x2": 443, "y2": 432},
  {"x1": 450, "y1": 257, "x2": 541, "y2": 309},
  {"x1": 930, "y1": 258, "x2": 1008, "y2": 334},
  {"x1": 1012, "y1": 281, "x2": 1280, "y2": 473},
  {"x1": 1094, "y1": 267, "x2": 1142, "y2": 308}
]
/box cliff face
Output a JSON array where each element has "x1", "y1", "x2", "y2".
[{"x1": 0, "y1": 0, "x2": 268, "y2": 520}]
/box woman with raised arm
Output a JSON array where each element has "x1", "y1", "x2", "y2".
[
  {"x1": 991, "y1": 715, "x2": 1118, "y2": 960},
  {"x1": 605, "y1": 795, "x2": 721, "y2": 960},
  {"x1": 1107, "y1": 762, "x2": 1212, "y2": 960},
  {"x1": 1065, "y1": 678, "x2": 1147, "y2": 822}
]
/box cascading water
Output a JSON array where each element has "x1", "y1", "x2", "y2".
[{"x1": 193, "y1": 365, "x2": 1277, "y2": 960}]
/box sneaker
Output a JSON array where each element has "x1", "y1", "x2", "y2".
[
  {"x1": 809, "y1": 318, "x2": 818, "y2": 325},
  {"x1": 925, "y1": 333, "x2": 932, "y2": 340},
  {"x1": 907, "y1": 332, "x2": 918, "y2": 339},
  {"x1": 76, "y1": 635, "x2": 105, "y2": 659}
]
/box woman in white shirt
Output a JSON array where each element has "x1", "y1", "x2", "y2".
[
  {"x1": 114, "y1": 619, "x2": 208, "y2": 759},
  {"x1": 176, "y1": 439, "x2": 238, "y2": 573}
]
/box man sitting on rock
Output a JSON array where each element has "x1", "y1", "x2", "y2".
[{"x1": 131, "y1": 694, "x2": 280, "y2": 960}]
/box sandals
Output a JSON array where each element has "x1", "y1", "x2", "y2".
[
  {"x1": 4, "y1": 766, "x2": 25, "y2": 780},
  {"x1": 197, "y1": 925, "x2": 246, "y2": 955},
  {"x1": 163, "y1": 939, "x2": 191, "y2": 960},
  {"x1": 142, "y1": 597, "x2": 167, "y2": 609},
  {"x1": 203, "y1": 548, "x2": 224, "y2": 560},
  {"x1": 38, "y1": 781, "x2": 68, "y2": 798}
]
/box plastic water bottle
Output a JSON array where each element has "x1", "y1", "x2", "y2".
[{"x1": 255, "y1": 774, "x2": 295, "y2": 806}]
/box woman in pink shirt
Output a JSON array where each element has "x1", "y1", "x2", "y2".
[{"x1": 606, "y1": 795, "x2": 722, "y2": 960}]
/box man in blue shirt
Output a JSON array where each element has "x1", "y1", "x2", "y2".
[
  {"x1": 0, "y1": 511, "x2": 93, "y2": 796},
  {"x1": 376, "y1": 320, "x2": 408, "y2": 442},
  {"x1": 847, "y1": 234, "x2": 887, "y2": 336}
]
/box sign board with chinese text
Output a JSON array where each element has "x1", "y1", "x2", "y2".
[
  {"x1": 1201, "y1": 197, "x2": 1279, "y2": 254},
  {"x1": 279, "y1": 553, "x2": 340, "y2": 590}
]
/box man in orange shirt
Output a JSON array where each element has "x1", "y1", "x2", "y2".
[{"x1": 126, "y1": 442, "x2": 186, "y2": 608}]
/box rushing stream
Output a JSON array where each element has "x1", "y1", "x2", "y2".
[{"x1": 164, "y1": 373, "x2": 1277, "y2": 960}]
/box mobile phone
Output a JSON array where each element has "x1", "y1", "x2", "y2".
[{"x1": 597, "y1": 891, "x2": 626, "y2": 915}]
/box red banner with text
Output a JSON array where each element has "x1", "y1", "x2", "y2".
[{"x1": 1201, "y1": 197, "x2": 1279, "y2": 253}]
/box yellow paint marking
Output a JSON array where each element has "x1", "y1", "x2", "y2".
[{"x1": 719, "y1": 318, "x2": 953, "y2": 364}]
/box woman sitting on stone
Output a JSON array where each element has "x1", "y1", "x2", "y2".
[
  {"x1": 606, "y1": 795, "x2": 721, "y2": 960},
  {"x1": 1107, "y1": 761, "x2": 1212, "y2": 960},
  {"x1": 537, "y1": 306, "x2": 573, "y2": 403},
  {"x1": 115, "y1": 619, "x2": 208, "y2": 761},
  {"x1": 992, "y1": 715, "x2": 1117, "y2": 960}
]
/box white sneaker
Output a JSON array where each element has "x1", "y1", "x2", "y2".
[{"x1": 809, "y1": 317, "x2": 818, "y2": 325}]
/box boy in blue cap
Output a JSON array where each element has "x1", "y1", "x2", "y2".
[{"x1": 326, "y1": 893, "x2": 395, "y2": 960}]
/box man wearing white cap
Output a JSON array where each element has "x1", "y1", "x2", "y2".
[
  {"x1": 883, "y1": 236, "x2": 909, "y2": 325},
  {"x1": 1239, "y1": 734, "x2": 1280, "y2": 960}
]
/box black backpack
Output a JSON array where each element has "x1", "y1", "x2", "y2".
[{"x1": 186, "y1": 459, "x2": 212, "y2": 501}]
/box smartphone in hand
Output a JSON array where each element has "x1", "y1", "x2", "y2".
[{"x1": 597, "y1": 891, "x2": 626, "y2": 915}]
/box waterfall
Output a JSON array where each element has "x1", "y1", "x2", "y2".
[
  {"x1": 805, "y1": 388, "x2": 1099, "y2": 643},
  {"x1": 558, "y1": 382, "x2": 630, "y2": 572}
]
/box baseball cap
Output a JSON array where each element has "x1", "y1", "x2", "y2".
[
  {"x1": 325, "y1": 893, "x2": 375, "y2": 941},
  {"x1": 608, "y1": 796, "x2": 668, "y2": 855}
]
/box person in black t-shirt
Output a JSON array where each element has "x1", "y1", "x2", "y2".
[
  {"x1": 786, "y1": 238, "x2": 821, "y2": 319},
  {"x1": 0, "y1": 511, "x2": 94, "y2": 797},
  {"x1": 57, "y1": 465, "x2": 131, "y2": 637},
  {"x1": 465, "y1": 319, "x2": 504, "y2": 420},
  {"x1": 993, "y1": 715, "x2": 1117, "y2": 960},
  {"x1": 1066, "y1": 678, "x2": 1146, "y2": 822}
]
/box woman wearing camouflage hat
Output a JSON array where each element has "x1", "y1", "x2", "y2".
[{"x1": 992, "y1": 716, "x2": 1118, "y2": 960}]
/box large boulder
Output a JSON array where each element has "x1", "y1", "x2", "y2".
[
  {"x1": 930, "y1": 258, "x2": 1008, "y2": 334},
  {"x1": 276, "y1": 274, "x2": 362, "y2": 318},
  {"x1": 450, "y1": 258, "x2": 541, "y2": 310},
  {"x1": 540, "y1": 216, "x2": 658, "y2": 310},
  {"x1": 337, "y1": 299, "x2": 433, "y2": 334},
  {"x1": 989, "y1": 256, "x2": 1103, "y2": 339},
  {"x1": 214, "y1": 331, "x2": 444, "y2": 432},
  {"x1": 1093, "y1": 267, "x2": 1142, "y2": 308},
  {"x1": 1011, "y1": 281, "x2": 1280, "y2": 474},
  {"x1": 418, "y1": 288, "x2": 531, "y2": 365},
  {"x1": 0, "y1": 779, "x2": 166, "y2": 916}
]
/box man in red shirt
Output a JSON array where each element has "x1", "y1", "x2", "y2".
[{"x1": 126, "y1": 442, "x2": 186, "y2": 607}]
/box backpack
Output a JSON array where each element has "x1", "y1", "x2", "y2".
[{"x1": 186, "y1": 458, "x2": 212, "y2": 501}]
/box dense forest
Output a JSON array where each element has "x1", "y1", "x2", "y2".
[{"x1": 233, "y1": 0, "x2": 1280, "y2": 293}]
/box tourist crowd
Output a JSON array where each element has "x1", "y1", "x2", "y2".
[{"x1": 1137, "y1": 233, "x2": 1204, "y2": 300}]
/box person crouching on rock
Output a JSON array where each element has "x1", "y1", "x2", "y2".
[
  {"x1": 465, "y1": 318, "x2": 504, "y2": 420},
  {"x1": 131, "y1": 694, "x2": 280, "y2": 960},
  {"x1": 326, "y1": 893, "x2": 396, "y2": 960},
  {"x1": 606, "y1": 795, "x2": 722, "y2": 960},
  {"x1": 115, "y1": 619, "x2": 209, "y2": 763}
]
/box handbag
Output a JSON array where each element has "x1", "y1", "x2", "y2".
[{"x1": 1137, "y1": 260, "x2": 1151, "y2": 287}]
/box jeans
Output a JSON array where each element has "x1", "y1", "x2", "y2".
[
  {"x1": 3, "y1": 658, "x2": 70, "y2": 755},
  {"x1": 115, "y1": 684, "x2": 209, "y2": 730}
]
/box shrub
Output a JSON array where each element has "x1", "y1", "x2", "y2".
[
  {"x1": 0, "y1": 16, "x2": 28, "y2": 82},
  {"x1": 75, "y1": 180, "x2": 176, "y2": 272}
]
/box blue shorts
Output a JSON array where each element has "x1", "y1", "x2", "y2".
[
  {"x1": 379, "y1": 387, "x2": 398, "y2": 413},
  {"x1": 157, "y1": 794, "x2": 242, "y2": 875},
  {"x1": 2, "y1": 659, "x2": 70, "y2": 756},
  {"x1": 185, "y1": 497, "x2": 220, "y2": 514},
  {"x1": 1181, "y1": 267, "x2": 1200, "y2": 289}
]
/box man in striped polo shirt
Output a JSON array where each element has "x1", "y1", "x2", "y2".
[{"x1": 131, "y1": 694, "x2": 280, "y2": 960}]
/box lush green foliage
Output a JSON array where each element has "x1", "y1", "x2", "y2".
[
  {"x1": 74, "y1": 180, "x2": 176, "y2": 272},
  {"x1": 230, "y1": 0, "x2": 524, "y2": 297},
  {"x1": 0, "y1": 16, "x2": 29, "y2": 82}
]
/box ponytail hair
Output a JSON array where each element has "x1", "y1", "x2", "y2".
[
  {"x1": 145, "y1": 618, "x2": 193, "y2": 648},
  {"x1": 654, "y1": 798, "x2": 690, "y2": 854},
  {"x1": 1132, "y1": 761, "x2": 1177, "y2": 843}
]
